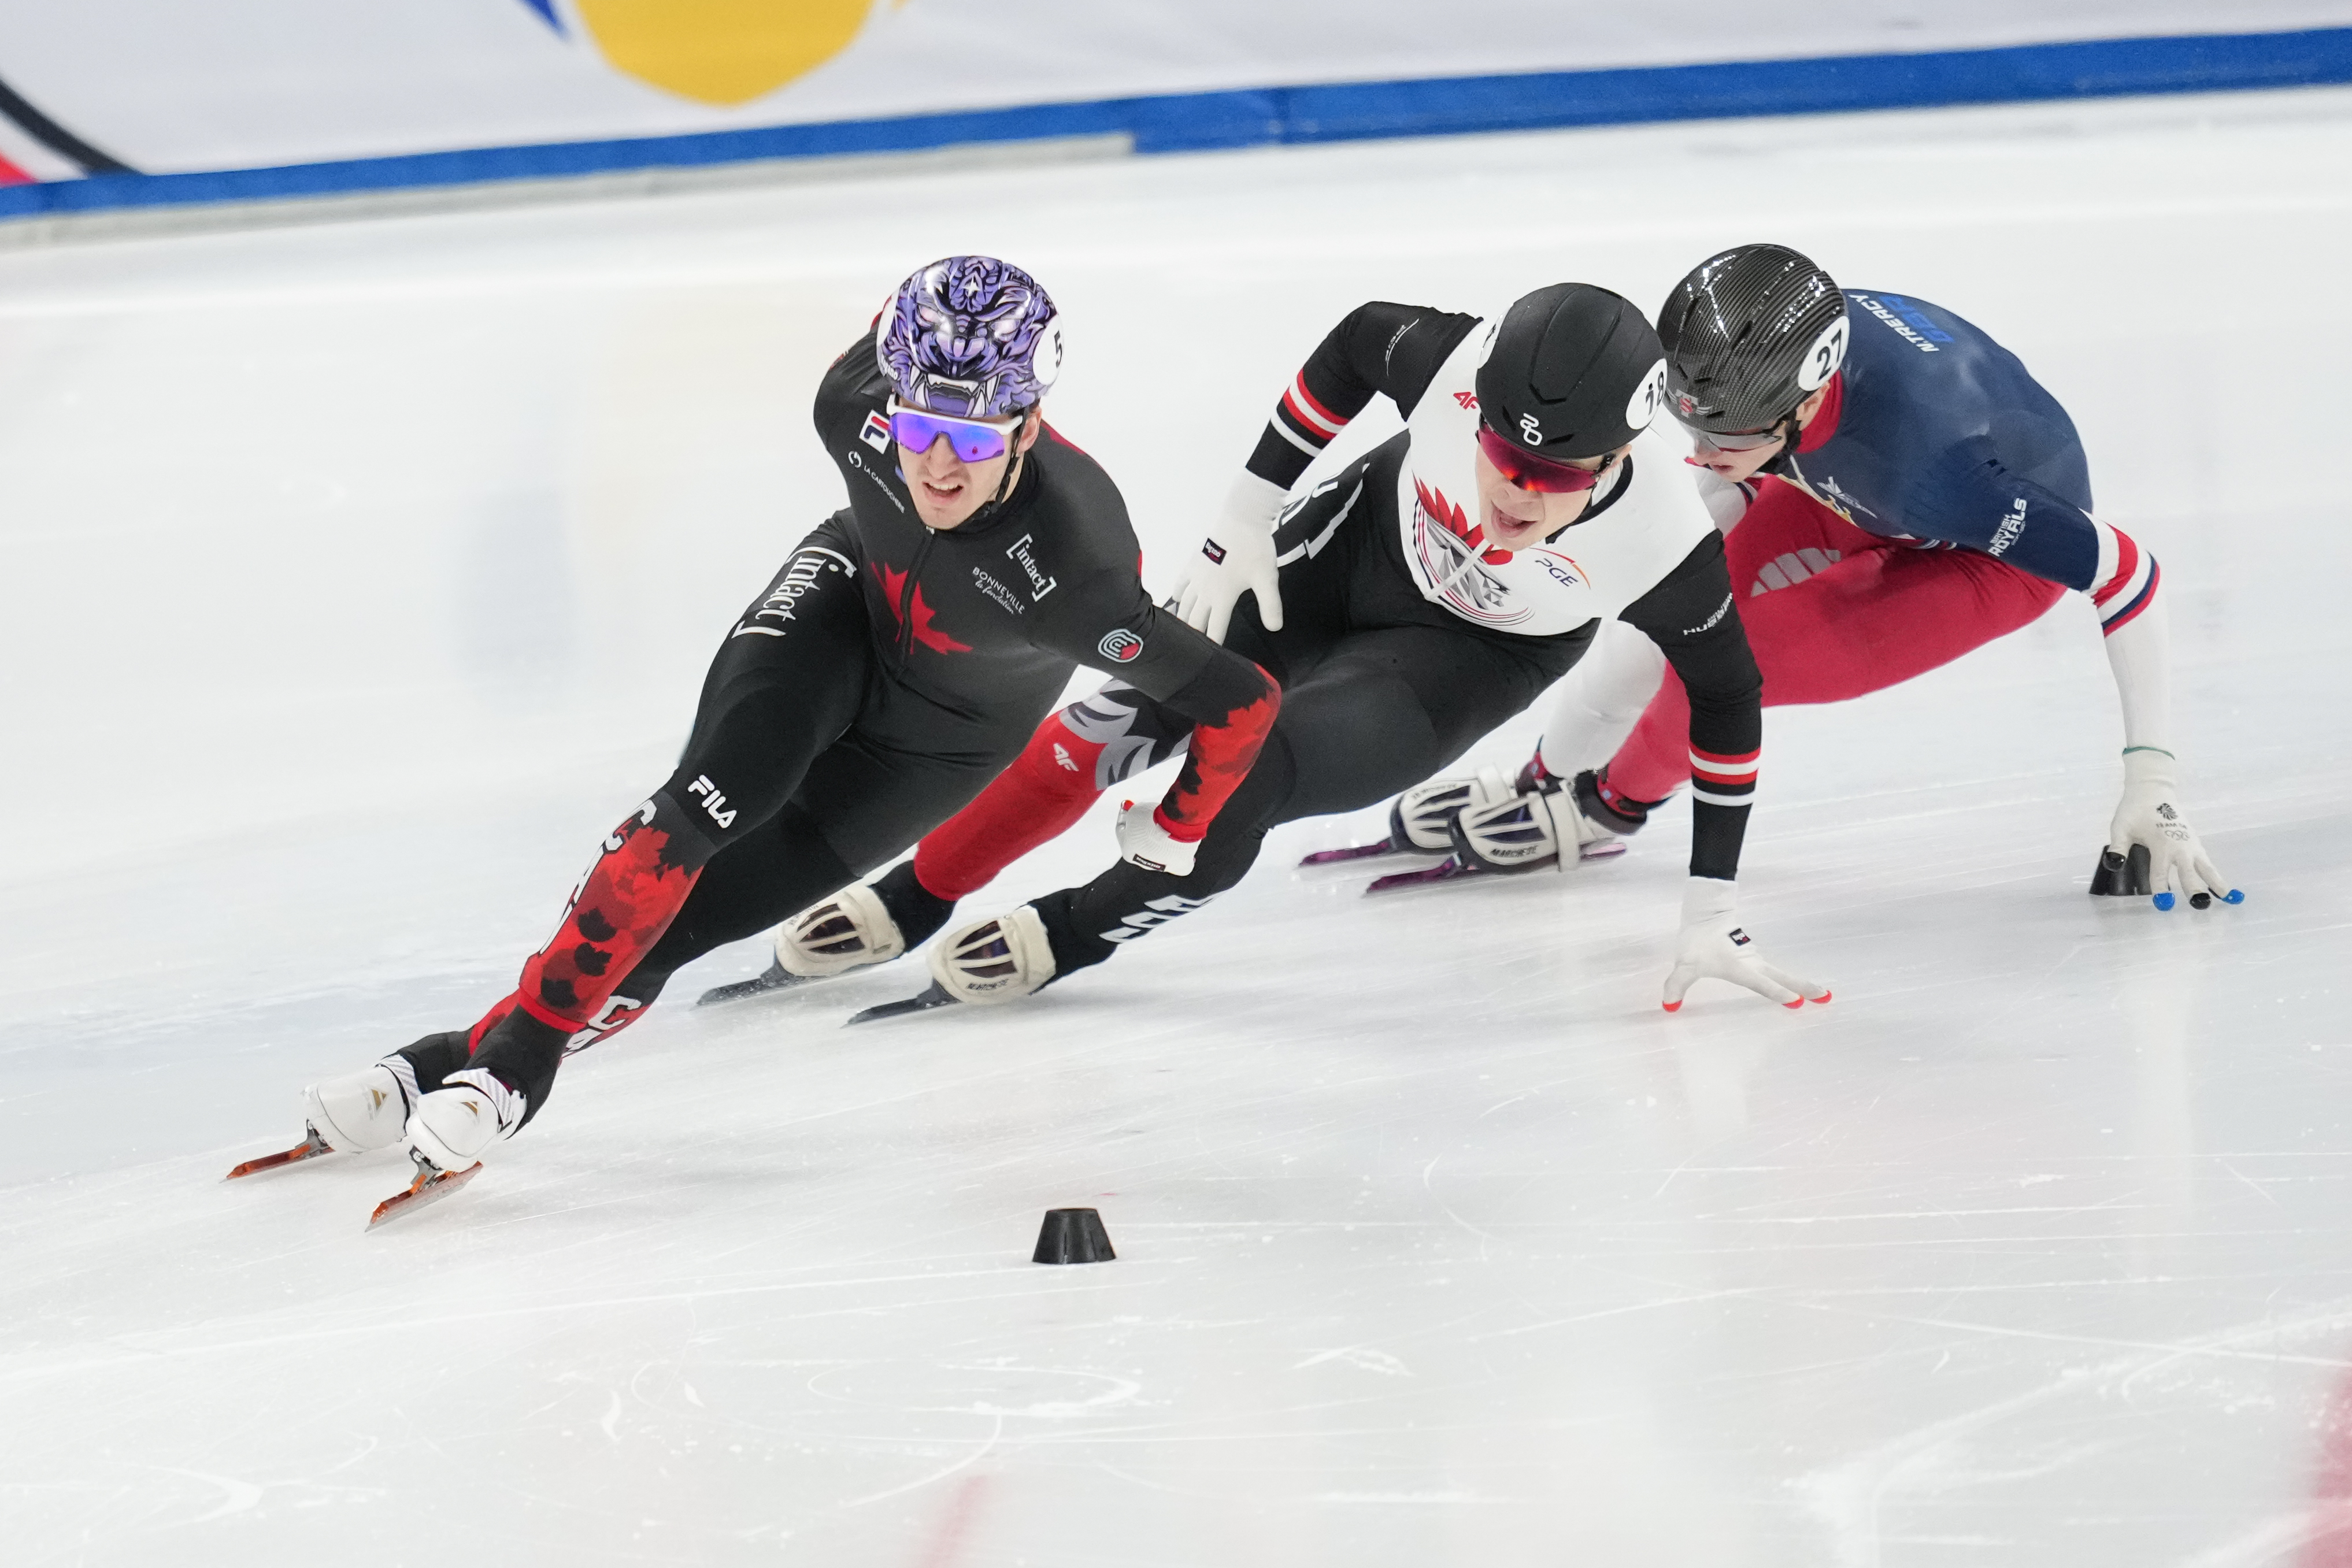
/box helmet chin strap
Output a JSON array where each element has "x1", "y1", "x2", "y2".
[
  {"x1": 981, "y1": 406, "x2": 1039, "y2": 511},
  {"x1": 1758, "y1": 406, "x2": 1809, "y2": 478}
]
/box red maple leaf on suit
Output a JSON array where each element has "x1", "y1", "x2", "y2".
[
  {"x1": 869, "y1": 561, "x2": 973, "y2": 654},
  {"x1": 1414, "y1": 475, "x2": 1512, "y2": 564}
]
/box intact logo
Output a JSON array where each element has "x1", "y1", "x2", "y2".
[
  {"x1": 1729, "y1": 928, "x2": 1753, "y2": 947},
  {"x1": 1052, "y1": 742, "x2": 1079, "y2": 772},
  {"x1": 858, "y1": 411, "x2": 892, "y2": 453},
  {"x1": 1098, "y1": 627, "x2": 1144, "y2": 663},
  {"x1": 1201, "y1": 539, "x2": 1228, "y2": 565},
  {"x1": 1453, "y1": 390, "x2": 1478, "y2": 410},
  {"x1": 1518, "y1": 412, "x2": 1543, "y2": 446}
]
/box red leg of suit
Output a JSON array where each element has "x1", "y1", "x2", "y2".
[
  {"x1": 1606, "y1": 477, "x2": 2067, "y2": 802},
  {"x1": 913, "y1": 711, "x2": 1108, "y2": 899}
]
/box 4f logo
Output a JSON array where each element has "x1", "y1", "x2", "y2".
[
  {"x1": 687, "y1": 774, "x2": 737, "y2": 829},
  {"x1": 1453, "y1": 390, "x2": 1478, "y2": 410}
]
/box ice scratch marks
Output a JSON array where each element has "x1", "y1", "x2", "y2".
[
  {"x1": 837, "y1": 1414, "x2": 1002, "y2": 1510},
  {"x1": 1292, "y1": 1345, "x2": 1412, "y2": 1377},
  {"x1": 2220, "y1": 1159, "x2": 2284, "y2": 1207},
  {"x1": 151, "y1": 1466, "x2": 262, "y2": 1522},
  {"x1": 597, "y1": 1391, "x2": 623, "y2": 1443},
  {"x1": 1796, "y1": 1299, "x2": 2352, "y2": 1568}
]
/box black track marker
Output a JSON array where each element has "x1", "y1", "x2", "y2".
[{"x1": 0, "y1": 73, "x2": 132, "y2": 174}]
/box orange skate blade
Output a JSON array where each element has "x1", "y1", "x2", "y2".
[
  {"x1": 366, "y1": 1160, "x2": 483, "y2": 1229},
  {"x1": 224, "y1": 1125, "x2": 334, "y2": 1180}
]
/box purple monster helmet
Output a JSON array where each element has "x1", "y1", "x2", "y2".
[{"x1": 875, "y1": 255, "x2": 1064, "y2": 420}]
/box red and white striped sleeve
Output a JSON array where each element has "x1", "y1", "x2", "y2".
[{"x1": 2088, "y1": 518, "x2": 2161, "y2": 635}]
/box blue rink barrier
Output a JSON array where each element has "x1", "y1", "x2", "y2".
[{"x1": 4, "y1": 25, "x2": 2350, "y2": 220}]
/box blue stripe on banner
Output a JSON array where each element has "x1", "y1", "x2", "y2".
[{"x1": 5, "y1": 25, "x2": 2350, "y2": 220}]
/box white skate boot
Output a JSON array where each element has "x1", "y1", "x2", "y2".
[
  {"x1": 302, "y1": 1062, "x2": 416, "y2": 1152},
  {"x1": 227, "y1": 1058, "x2": 420, "y2": 1178},
  {"x1": 406, "y1": 1069, "x2": 525, "y2": 1173},
  {"x1": 929, "y1": 906, "x2": 1057, "y2": 1003},
  {"x1": 1448, "y1": 777, "x2": 1628, "y2": 874},
  {"x1": 845, "y1": 905, "x2": 1058, "y2": 1024},
  {"x1": 698, "y1": 880, "x2": 914, "y2": 1006},
  {"x1": 780, "y1": 882, "x2": 908, "y2": 977}
]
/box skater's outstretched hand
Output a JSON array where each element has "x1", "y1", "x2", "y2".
[
  {"x1": 2106, "y1": 748, "x2": 2239, "y2": 911},
  {"x1": 1172, "y1": 473, "x2": 1286, "y2": 644},
  {"x1": 1661, "y1": 877, "x2": 1830, "y2": 1012}
]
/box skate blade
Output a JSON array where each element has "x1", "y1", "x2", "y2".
[
  {"x1": 845, "y1": 981, "x2": 958, "y2": 1026},
  {"x1": 695, "y1": 959, "x2": 818, "y2": 1008},
  {"x1": 1363, "y1": 839, "x2": 1625, "y2": 894},
  {"x1": 224, "y1": 1124, "x2": 334, "y2": 1180},
  {"x1": 1365, "y1": 857, "x2": 1486, "y2": 894},
  {"x1": 1298, "y1": 838, "x2": 1410, "y2": 867},
  {"x1": 366, "y1": 1160, "x2": 483, "y2": 1229}
]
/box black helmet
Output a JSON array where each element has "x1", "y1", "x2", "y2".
[
  {"x1": 1657, "y1": 244, "x2": 1847, "y2": 436},
  {"x1": 1475, "y1": 283, "x2": 1668, "y2": 461}
]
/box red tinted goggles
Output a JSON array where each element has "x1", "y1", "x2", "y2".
[{"x1": 1476, "y1": 424, "x2": 1613, "y2": 494}]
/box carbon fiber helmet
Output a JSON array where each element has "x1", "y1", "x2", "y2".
[
  {"x1": 1656, "y1": 244, "x2": 1847, "y2": 435},
  {"x1": 1475, "y1": 283, "x2": 1668, "y2": 461}
]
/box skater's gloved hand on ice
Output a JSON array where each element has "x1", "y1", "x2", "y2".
[
  {"x1": 1662, "y1": 877, "x2": 1830, "y2": 1012},
  {"x1": 2106, "y1": 748, "x2": 2239, "y2": 911},
  {"x1": 1116, "y1": 798, "x2": 1201, "y2": 877},
  {"x1": 1172, "y1": 473, "x2": 1286, "y2": 644}
]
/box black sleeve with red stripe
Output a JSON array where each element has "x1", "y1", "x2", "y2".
[
  {"x1": 1244, "y1": 302, "x2": 1483, "y2": 491},
  {"x1": 1616, "y1": 533, "x2": 1763, "y2": 882}
]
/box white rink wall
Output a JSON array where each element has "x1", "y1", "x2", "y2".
[{"x1": 0, "y1": 2, "x2": 2346, "y2": 204}]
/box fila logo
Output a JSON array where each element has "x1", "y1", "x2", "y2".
[
  {"x1": 687, "y1": 773, "x2": 738, "y2": 829},
  {"x1": 1098, "y1": 627, "x2": 1143, "y2": 663},
  {"x1": 859, "y1": 411, "x2": 892, "y2": 452},
  {"x1": 1053, "y1": 742, "x2": 1078, "y2": 772},
  {"x1": 1518, "y1": 412, "x2": 1543, "y2": 446}
]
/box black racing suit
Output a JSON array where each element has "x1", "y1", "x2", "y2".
[
  {"x1": 906, "y1": 301, "x2": 1762, "y2": 983},
  {"x1": 397, "y1": 335, "x2": 1277, "y2": 1123}
]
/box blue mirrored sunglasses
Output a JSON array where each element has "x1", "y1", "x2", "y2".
[{"x1": 887, "y1": 398, "x2": 1024, "y2": 462}]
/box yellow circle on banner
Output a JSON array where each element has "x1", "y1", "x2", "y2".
[{"x1": 575, "y1": 0, "x2": 874, "y2": 106}]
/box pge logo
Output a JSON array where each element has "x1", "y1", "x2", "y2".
[{"x1": 1098, "y1": 628, "x2": 1144, "y2": 663}]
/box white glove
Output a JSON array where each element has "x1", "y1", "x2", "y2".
[
  {"x1": 1661, "y1": 877, "x2": 1829, "y2": 1013},
  {"x1": 1117, "y1": 798, "x2": 1201, "y2": 877},
  {"x1": 2107, "y1": 748, "x2": 2238, "y2": 911},
  {"x1": 1171, "y1": 472, "x2": 1286, "y2": 643}
]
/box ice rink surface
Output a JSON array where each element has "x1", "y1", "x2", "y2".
[{"x1": 3, "y1": 84, "x2": 2350, "y2": 1566}]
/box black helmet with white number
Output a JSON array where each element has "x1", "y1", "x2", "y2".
[
  {"x1": 1656, "y1": 244, "x2": 1848, "y2": 437},
  {"x1": 1475, "y1": 283, "x2": 1668, "y2": 461}
]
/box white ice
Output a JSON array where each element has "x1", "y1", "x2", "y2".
[{"x1": 3, "y1": 87, "x2": 2351, "y2": 1567}]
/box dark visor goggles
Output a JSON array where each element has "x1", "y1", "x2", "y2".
[
  {"x1": 1476, "y1": 424, "x2": 1616, "y2": 494},
  {"x1": 1675, "y1": 417, "x2": 1785, "y2": 453},
  {"x1": 888, "y1": 398, "x2": 1024, "y2": 462}
]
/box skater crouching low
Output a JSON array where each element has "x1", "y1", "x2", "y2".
[
  {"x1": 234, "y1": 255, "x2": 1281, "y2": 1221},
  {"x1": 733, "y1": 281, "x2": 1828, "y2": 1023}
]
